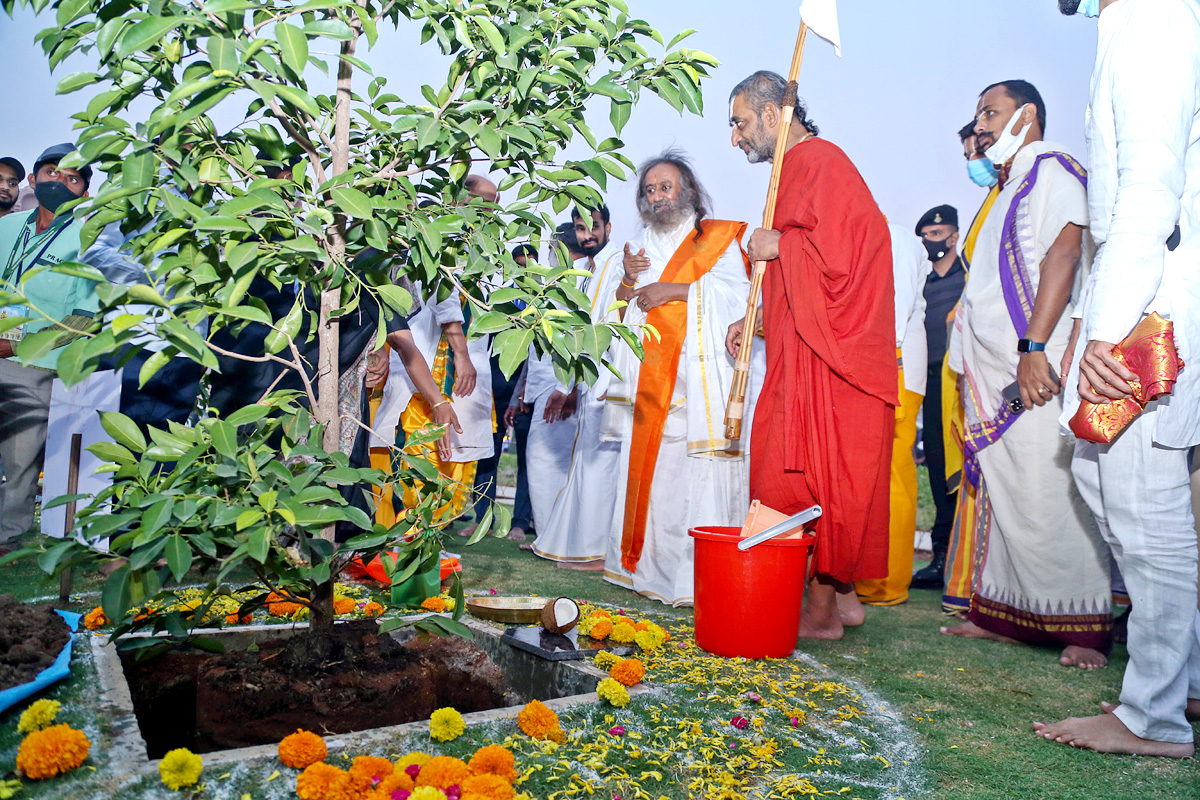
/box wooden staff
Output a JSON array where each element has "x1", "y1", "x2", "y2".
[
  {"x1": 724, "y1": 22, "x2": 810, "y2": 440},
  {"x1": 58, "y1": 433, "x2": 82, "y2": 604}
]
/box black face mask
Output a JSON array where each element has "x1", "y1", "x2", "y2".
[
  {"x1": 922, "y1": 237, "x2": 954, "y2": 262},
  {"x1": 34, "y1": 181, "x2": 80, "y2": 215}
]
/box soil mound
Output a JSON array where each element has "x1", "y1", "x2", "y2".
[{"x1": 0, "y1": 595, "x2": 70, "y2": 692}]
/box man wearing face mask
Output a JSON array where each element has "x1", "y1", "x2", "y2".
[
  {"x1": 0, "y1": 143, "x2": 99, "y2": 553},
  {"x1": 1034, "y1": 0, "x2": 1200, "y2": 759},
  {"x1": 940, "y1": 82, "x2": 1113, "y2": 669},
  {"x1": 909, "y1": 206, "x2": 966, "y2": 593}
]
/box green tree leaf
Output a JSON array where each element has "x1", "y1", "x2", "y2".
[{"x1": 276, "y1": 23, "x2": 309, "y2": 74}]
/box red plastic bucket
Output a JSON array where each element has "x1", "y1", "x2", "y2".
[{"x1": 689, "y1": 526, "x2": 816, "y2": 659}]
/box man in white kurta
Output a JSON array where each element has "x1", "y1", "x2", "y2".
[
  {"x1": 1037, "y1": 0, "x2": 1200, "y2": 758},
  {"x1": 856, "y1": 225, "x2": 929, "y2": 605},
  {"x1": 532, "y1": 217, "x2": 625, "y2": 568},
  {"x1": 942, "y1": 81, "x2": 1112, "y2": 665},
  {"x1": 600, "y1": 152, "x2": 752, "y2": 607}
]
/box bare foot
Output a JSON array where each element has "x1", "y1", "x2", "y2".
[
  {"x1": 518, "y1": 541, "x2": 534, "y2": 552},
  {"x1": 835, "y1": 585, "x2": 865, "y2": 627},
  {"x1": 558, "y1": 559, "x2": 605, "y2": 572},
  {"x1": 506, "y1": 526, "x2": 527, "y2": 543},
  {"x1": 1033, "y1": 711, "x2": 1195, "y2": 757},
  {"x1": 1060, "y1": 645, "x2": 1107, "y2": 670},
  {"x1": 458, "y1": 522, "x2": 478, "y2": 539},
  {"x1": 939, "y1": 620, "x2": 1020, "y2": 644},
  {"x1": 798, "y1": 578, "x2": 844, "y2": 640}
]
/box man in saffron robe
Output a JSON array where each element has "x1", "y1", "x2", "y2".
[
  {"x1": 726, "y1": 71, "x2": 896, "y2": 640},
  {"x1": 600, "y1": 149, "x2": 753, "y2": 607}
]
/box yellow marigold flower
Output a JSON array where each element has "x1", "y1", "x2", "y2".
[
  {"x1": 468, "y1": 744, "x2": 517, "y2": 783},
  {"x1": 348, "y1": 755, "x2": 397, "y2": 793},
  {"x1": 395, "y1": 752, "x2": 432, "y2": 771},
  {"x1": 593, "y1": 650, "x2": 621, "y2": 671},
  {"x1": 588, "y1": 619, "x2": 613, "y2": 640},
  {"x1": 158, "y1": 747, "x2": 202, "y2": 791},
  {"x1": 83, "y1": 607, "x2": 107, "y2": 630},
  {"x1": 414, "y1": 755, "x2": 470, "y2": 790},
  {"x1": 609, "y1": 658, "x2": 646, "y2": 687},
  {"x1": 363, "y1": 601, "x2": 384, "y2": 617},
  {"x1": 16, "y1": 724, "x2": 90, "y2": 779},
  {"x1": 575, "y1": 615, "x2": 596, "y2": 637},
  {"x1": 546, "y1": 726, "x2": 566, "y2": 744},
  {"x1": 410, "y1": 788, "x2": 448, "y2": 800},
  {"x1": 635, "y1": 630, "x2": 663, "y2": 652},
  {"x1": 462, "y1": 773, "x2": 516, "y2": 800},
  {"x1": 296, "y1": 761, "x2": 350, "y2": 800},
  {"x1": 278, "y1": 729, "x2": 327, "y2": 770},
  {"x1": 421, "y1": 596, "x2": 447, "y2": 613},
  {"x1": 333, "y1": 596, "x2": 357, "y2": 615},
  {"x1": 429, "y1": 707, "x2": 465, "y2": 742},
  {"x1": 17, "y1": 699, "x2": 60, "y2": 733},
  {"x1": 609, "y1": 621, "x2": 636, "y2": 643},
  {"x1": 597, "y1": 677, "x2": 630, "y2": 708},
  {"x1": 516, "y1": 699, "x2": 560, "y2": 740}
]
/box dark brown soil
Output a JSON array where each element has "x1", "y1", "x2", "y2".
[
  {"x1": 0, "y1": 595, "x2": 70, "y2": 692},
  {"x1": 123, "y1": 621, "x2": 512, "y2": 757}
]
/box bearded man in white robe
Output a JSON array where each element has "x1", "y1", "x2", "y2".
[{"x1": 600, "y1": 149, "x2": 753, "y2": 606}]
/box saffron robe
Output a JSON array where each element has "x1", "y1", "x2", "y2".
[{"x1": 750, "y1": 138, "x2": 897, "y2": 584}]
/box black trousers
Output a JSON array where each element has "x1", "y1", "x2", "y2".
[{"x1": 922, "y1": 363, "x2": 957, "y2": 557}]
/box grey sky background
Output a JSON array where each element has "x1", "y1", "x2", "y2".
[{"x1": 1, "y1": 1, "x2": 1097, "y2": 247}]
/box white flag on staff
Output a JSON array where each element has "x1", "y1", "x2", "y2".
[{"x1": 798, "y1": 0, "x2": 842, "y2": 57}]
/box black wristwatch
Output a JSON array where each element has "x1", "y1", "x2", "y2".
[{"x1": 1017, "y1": 338, "x2": 1046, "y2": 353}]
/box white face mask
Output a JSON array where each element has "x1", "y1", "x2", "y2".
[{"x1": 984, "y1": 104, "x2": 1034, "y2": 167}]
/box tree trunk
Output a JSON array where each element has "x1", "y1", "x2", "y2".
[{"x1": 307, "y1": 577, "x2": 337, "y2": 648}]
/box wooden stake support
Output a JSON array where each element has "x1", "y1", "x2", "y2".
[
  {"x1": 724, "y1": 22, "x2": 809, "y2": 440},
  {"x1": 58, "y1": 433, "x2": 82, "y2": 605}
]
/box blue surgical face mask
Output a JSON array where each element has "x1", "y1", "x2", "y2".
[
  {"x1": 1077, "y1": 0, "x2": 1100, "y2": 17},
  {"x1": 967, "y1": 157, "x2": 999, "y2": 188}
]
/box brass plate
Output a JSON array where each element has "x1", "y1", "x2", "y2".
[{"x1": 466, "y1": 596, "x2": 548, "y2": 624}]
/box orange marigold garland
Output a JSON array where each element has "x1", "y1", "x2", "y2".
[
  {"x1": 414, "y1": 755, "x2": 470, "y2": 790},
  {"x1": 296, "y1": 761, "x2": 351, "y2": 800},
  {"x1": 461, "y1": 773, "x2": 516, "y2": 800},
  {"x1": 467, "y1": 744, "x2": 518, "y2": 783},
  {"x1": 516, "y1": 700, "x2": 559, "y2": 740},
  {"x1": 278, "y1": 729, "x2": 328, "y2": 770},
  {"x1": 348, "y1": 755, "x2": 398, "y2": 793},
  {"x1": 609, "y1": 658, "x2": 646, "y2": 687},
  {"x1": 15, "y1": 724, "x2": 90, "y2": 779}
]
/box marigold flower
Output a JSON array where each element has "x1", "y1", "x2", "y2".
[
  {"x1": 609, "y1": 659, "x2": 645, "y2": 687},
  {"x1": 409, "y1": 788, "x2": 448, "y2": 800},
  {"x1": 379, "y1": 771, "x2": 416, "y2": 796},
  {"x1": 83, "y1": 607, "x2": 107, "y2": 630},
  {"x1": 414, "y1": 755, "x2": 470, "y2": 790},
  {"x1": 334, "y1": 596, "x2": 357, "y2": 615},
  {"x1": 588, "y1": 619, "x2": 613, "y2": 640},
  {"x1": 591, "y1": 608, "x2": 611, "y2": 618},
  {"x1": 17, "y1": 699, "x2": 60, "y2": 734},
  {"x1": 461, "y1": 773, "x2": 515, "y2": 800},
  {"x1": 266, "y1": 592, "x2": 304, "y2": 616},
  {"x1": 278, "y1": 729, "x2": 327, "y2": 769},
  {"x1": 634, "y1": 630, "x2": 663, "y2": 652},
  {"x1": 597, "y1": 678, "x2": 630, "y2": 708},
  {"x1": 516, "y1": 699, "x2": 559, "y2": 740},
  {"x1": 467, "y1": 744, "x2": 517, "y2": 783},
  {"x1": 609, "y1": 621, "x2": 636, "y2": 644},
  {"x1": 225, "y1": 612, "x2": 253, "y2": 625},
  {"x1": 420, "y1": 596, "x2": 447, "y2": 613},
  {"x1": 158, "y1": 747, "x2": 202, "y2": 791},
  {"x1": 592, "y1": 650, "x2": 620, "y2": 671},
  {"x1": 546, "y1": 727, "x2": 566, "y2": 744},
  {"x1": 297, "y1": 761, "x2": 351, "y2": 800},
  {"x1": 15, "y1": 724, "x2": 90, "y2": 779},
  {"x1": 349, "y1": 755, "x2": 399, "y2": 792},
  {"x1": 430, "y1": 707, "x2": 466, "y2": 742},
  {"x1": 364, "y1": 601, "x2": 385, "y2": 617},
  {"x1": 634, "y1": 621, "x2": 651, "y2": 632},
  {"x1": 396, "y1": 752, "x2": 432, "y2": 772}
]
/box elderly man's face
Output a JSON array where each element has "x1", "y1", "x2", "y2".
[
  {"x1": 729, "y1": 94, "x2": 775, "y2": 164},
  {"x1": 0, "y1": 164, "x2": 19, "y2": 210},
  {"x1": 642, "y1": 163, "x2": 682, "y2": 209}
]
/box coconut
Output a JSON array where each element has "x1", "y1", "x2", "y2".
[{"x1": 541, "y1": 597, "x2": 580, "y2": 634}]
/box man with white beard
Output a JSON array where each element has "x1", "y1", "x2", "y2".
[
  {"x1": 532, "y1": 205, "x2": 625, "y2": 570},
  {"x1": 600, "y1": 150, "x2": 753, "y2": 606}
]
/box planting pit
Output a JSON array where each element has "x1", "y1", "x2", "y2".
[{"x1": 93, "y1": 616, "x2": 616, "y2": 771}]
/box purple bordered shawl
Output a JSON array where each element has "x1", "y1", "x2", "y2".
[{"x1": 962, "y1": 152, "x2": 1088, "y2": 488}]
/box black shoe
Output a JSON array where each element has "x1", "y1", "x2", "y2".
[{"x1": 910, "y1": 554, "x2": 946, "y2": 590}]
